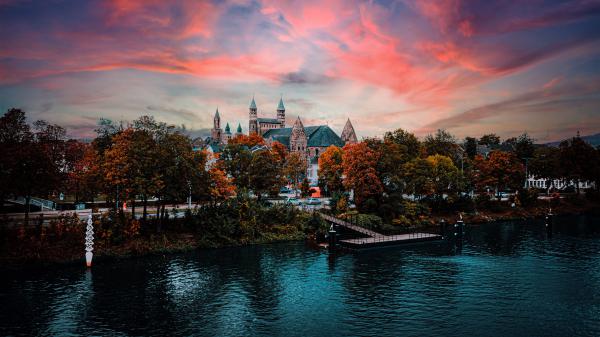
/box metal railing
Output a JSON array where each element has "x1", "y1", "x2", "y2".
[{"x1": 9, "y1": 197, "x2": 56, "y2": 211}]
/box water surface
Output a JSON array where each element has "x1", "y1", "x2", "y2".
[{"x1": 1, "y1": 215, "x2": 599, "y2": 336}]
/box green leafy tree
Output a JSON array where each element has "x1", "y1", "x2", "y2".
[
  {"x1": 423, "y1": 129, "x2": 460, "y2": 162},
  {"x1": 384, "y1": 128, "x2": 420, "y2": 160},
  {"x1": 529, "y1": 146, "x2": 560, "y2": 190},
  {"x1": 220, "y1": 143, "x2": 253, "y2": 190},
  {"x1": 559, "y1": 136, "x2": 597, "y2": 193},
  {"x1": 248, "y1": 149, "x2": 283, "y2": 200},
  {"x1": 464, "y1": 137, "x2": 478, "y2": 159},
  {"x1": 403, "y1": 158, "x2": 434, "y2": 199},
  {"x1": 479, "y1": 134, "x2": 501, "y2": 148},
  {"x1": 426, "y1": 154, "x2": 459, "y2": 200}
]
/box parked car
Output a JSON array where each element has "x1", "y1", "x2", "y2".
[
  {"x1": 286, "y1": 197, "x2": 301, "y2": 205},
  {"x1": 305, "y1": 198, "x2": 321, "y2": 205}
]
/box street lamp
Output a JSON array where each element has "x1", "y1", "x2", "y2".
[{"x1": 523, "y1": 157, "x2": 532, "y2": 189}]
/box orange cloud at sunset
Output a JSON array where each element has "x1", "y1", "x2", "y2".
[{"x1": 0, "y1": 0, "x2": 599, "y2": 142}]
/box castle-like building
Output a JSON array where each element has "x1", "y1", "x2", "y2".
[{"x1": 203, "y1": 96, "x2": 358, "y2": 184}]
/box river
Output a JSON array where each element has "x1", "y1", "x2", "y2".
[{"x1": 1, "y1": 215, "x2": 599, "y2": 336}]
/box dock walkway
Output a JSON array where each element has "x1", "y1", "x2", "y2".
[
  {"x1": 318, "y1": 212, "x2": 443, "y2": 249},
  {"x1": 318, "y1": 213, "x2": 384, "y2": 238}
]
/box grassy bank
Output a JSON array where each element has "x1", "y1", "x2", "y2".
[{"x1": 0, "y1": 196, "x2": 326, "y2": 267}]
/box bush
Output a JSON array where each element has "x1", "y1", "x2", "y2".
[{"x1": 516, "y1": 188, "x2": 538, "y2": 207}]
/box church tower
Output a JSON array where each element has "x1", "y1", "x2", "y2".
[
  {"x1": 236, "y1": 123, "x2": 243, "y2": 137},
  {"x1": 211, "y1": 108, "x2": 222, "y2": 142},
  {"x1": 289, "y1": 116, "x2": 307, "y2": 153},
  {"x1": 223, "y1": 122, "x2": 232, "y2": 143},
  {"x1": 277, "y1": 96, "x2": 285, "y2": 128},
  {"x1": 341, "y1": 118, "x2": 358, "y2": 144},
  {"x1": 249, "y1": 96, "x2": 258, "y2": 134}
]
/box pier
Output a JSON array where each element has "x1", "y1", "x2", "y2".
[{"x1": 319, "y1": 213, "x2": 444, "y2": 250}]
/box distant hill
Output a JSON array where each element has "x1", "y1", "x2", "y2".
[{"x1": 545, "y1": 133, "x2": 600, "y2": 147}]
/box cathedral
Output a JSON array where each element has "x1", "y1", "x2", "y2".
[{"x1": 203, "y1": 96, "x2": 358, "y2": 184}]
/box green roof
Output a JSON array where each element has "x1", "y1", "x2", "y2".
[
  {"x1": 249, "y1": 97, "x2": 257, "y2": 109},
  {"x1": 262, "y1": 125, "x2": 343, "y2": 148},
  {"x1": 277, "y1": 97, "x2": 285, "y2": 110},
  {"x1": 224, "y1": 122, "x2": 231, "y2": 133},
  {"x1": 257, "y1": 117, "x2": 280, "y2": 124},
  {"x1": 237, "y1": 123, "x2": 242, "y2": 133}
]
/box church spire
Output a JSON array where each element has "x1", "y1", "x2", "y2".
[
  {"x1": 290, "y1": 116, "x2": 307, "y2": 152},
  {"x1": 277, "y1": 95, "x2": 285, "y2": 127},
  {"x1": 341, "y1": 118, "x2": 357, "y2": 144}
]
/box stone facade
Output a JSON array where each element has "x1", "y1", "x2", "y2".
[{"x1": 206, "y1": 96, "x2": 358, "y2": 186}]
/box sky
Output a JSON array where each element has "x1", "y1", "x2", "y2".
[{"x1": 1, "y1": 0, "x2": 600, "y2": 142}]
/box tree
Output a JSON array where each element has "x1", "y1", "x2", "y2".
[
  {"x1": 63, "y1": 140, "x2": 89, "y2": 202},
  {"x1": 423, "y1": 129, "x2": 459, "y2": 161},
  {"x1": 376, "y1": 140, "x2": 409, "y2": 195},
  {"x1": 248, "y1": 149, "x2": 283, "y2": 200},
  {"x1": 318, "y1": 145, "x2": 344, "y2": 195},
  {"x1": 474, "y1": 151, "x2": 524, "y2": 197},
  {"x1": 479, "y1": 134, "x2": 501, "y2": 148},
  {"x1": 300, "y1": 178, "x2": 312, "y2": 198},
  {"x1": 403, "y1": 158, "x2": 434, "y2": 199},
  {"x1": 208, "y1": 166, "x2": 236, "y2": 204},
  {"x1": 384, "y1": 128, "x2": 420, "y2": 160},
  {"x1": 503, "y1": 133, "x2": 535, "y2": 160},
  {"x1": 102, "y1": 129, "x2": 136, "y2": 213},
  {"x1": 74, "y1": 145, "x2": 103, "y2": 203},
  {"x1": 464, "y1": 137, "x2": 478, "y2": 159},
  {"x1": 559, "y1": 136, "x2": 596, "y2": 193},
  {"x1": 284, "y1": 152, "x2": 307, "y2": 196},
  {"x1": 271, "y1": 141, "x2": 288, "y2": 163},
  {"x1": 220, "y1": 143, "x2": 253, "y2": 190},
  {"x1": 426, "y1": 154, "x2": 459, "y2": 200},
  {"x1": 529, "y1": 146, "x2": 560, "y2": 190},
  {"x1": 0, "y1": 108, "x2": 33, "y2": 206},
  {"x1": 342, "y1": 142, "x2": 383, "y2": 210},
  {"x1": 229, "y1": 133, "x2": 265, "y2": 147}
]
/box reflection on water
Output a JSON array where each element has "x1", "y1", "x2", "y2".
[{"x1": 1, "y1": 215, "x2": 600, "y2": 337}]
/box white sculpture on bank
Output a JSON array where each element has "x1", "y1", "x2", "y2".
[{"x1": 85, "y1": 214, "x2": 94, "y2": 267}]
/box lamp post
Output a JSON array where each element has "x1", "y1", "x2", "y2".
[{"x1": 523, "y1": 157, "x2": 532, "y2": 189}]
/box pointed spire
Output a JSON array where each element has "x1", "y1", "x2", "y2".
[
  {"x1": 277, "y1": 95, "x2": 285, "y2": 111},
  {"x1": 293, "y1": 116, "x2": 304, "y2": 129},
  {"x1": 341, "y1": 118, "x2": 357, "y2": 144},
  {"x1": 249, "y1": 96, "x2": 257, "y2": 109},
  {"x1": 214, "y1": 107, "x2": 220, "y2": 119},
  {"x1": 237, "y1": 123, "x2": 242, "y2": 133},
  {"x1": 224, "y1": 122, "x2": 231, "y2": 133}
]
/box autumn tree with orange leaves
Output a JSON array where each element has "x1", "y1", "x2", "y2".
[
  {"x1": 228, "y1": 133, "x2": 265, "y2": 147},
  {"x1": 318, "y1": 145, "x2": 344, "y2": 195},
  {"x1": 342, "y1": 142, "x2": 383, "y2": 210},
  {"x1": 474, "y1": 151, "x2": 524, "y2": 197}
]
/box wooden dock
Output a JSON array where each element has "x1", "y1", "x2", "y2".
[
  {"x1": 339, "y1": 233, "x2": 442, "y2": 249},
  {"x1": 319, "y1": 212, "x2": 444, "y2": 249}
]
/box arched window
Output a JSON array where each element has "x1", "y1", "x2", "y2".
[{"x1": 315, "y1": 148, "x2": 319, "y2": 156}]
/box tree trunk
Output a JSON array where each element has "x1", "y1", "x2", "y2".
[
  {"x1": 24, "y1": 195, "x2": 31, "y2": 226},
  {"x1": 142, "y1": 196, "x2": 148, "y2": 222},
  {"x1": 131, "y1": 199, "x2": 136, "y2": 220}
]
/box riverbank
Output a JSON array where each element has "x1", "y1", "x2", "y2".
[
  {"x1": 2, "y1": 197, "x2": 598, "y2": 267},
  {"x1": 430, "y1": 197, "x2": 599, "y2": 225},
  {"x1": 0, "y1": 227, "x2": 307, "y2": 268}
]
